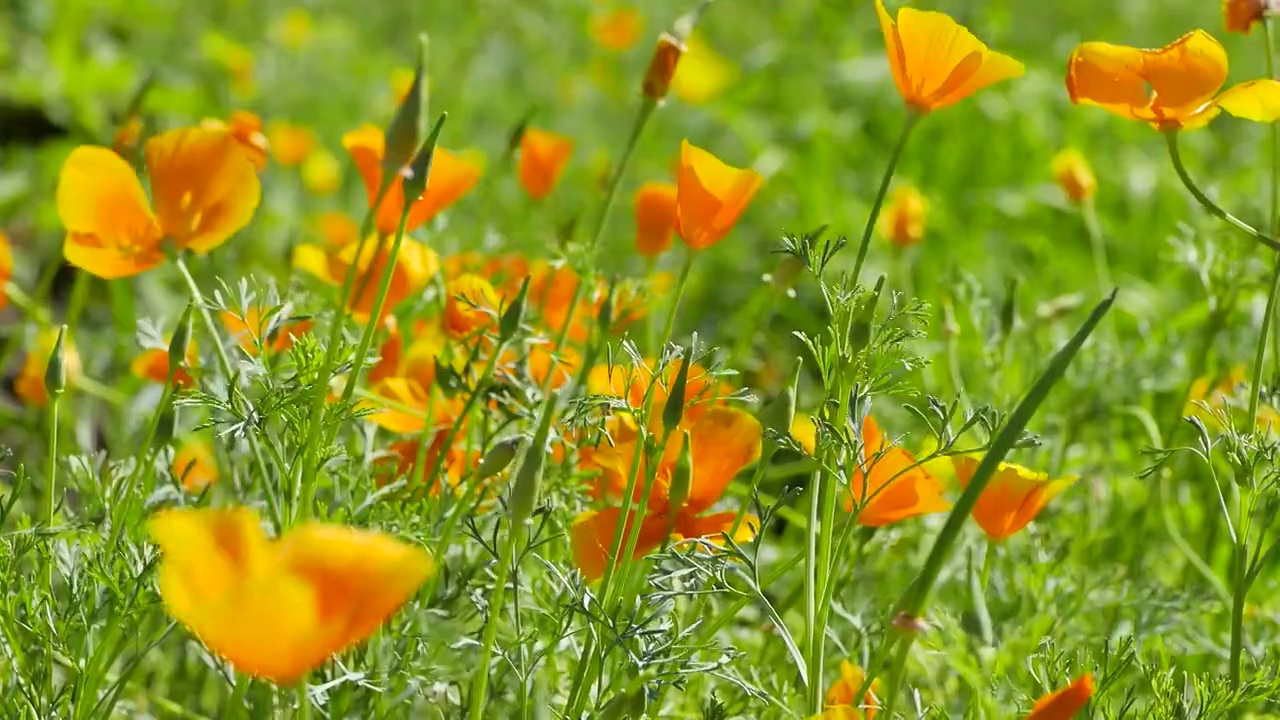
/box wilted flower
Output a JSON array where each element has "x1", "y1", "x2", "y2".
[
  {"x1": 57, "y1": 127, "x2": 261, "y2": 279},
  {"x1": 201, "y1": 111, "x2": 269, "y2": 170},
  {"x1": 643, "y1": 33, "x2": 685, "y2": 100},
  {"x1": 951, "y1": 456, "x2": 1077, "y2": 541},
  {"x1": 1051, "y1": 149, "x2": 1096, "y2": 204},
  {"x1": 634, "y1": 181, "x2": 678, "y2": 256},
  {"x1": 148, "y1": 506, "x2": 432, "y2": 684},
  {"x1": 1225, "y1": 0, "x2": 1268, "y2": 34},
  {"x1": 590, "y1": 6, "x2": 642, "y2": 51},
  {"x1": 517, "y1": 128, "x2": 574, "y2": 200},
  {"x1": 172, "y1": 440, "x2": 219, "y2": 492},
  {"x1": 267, "y1": 121, "x2": 317, "y2": 166},
  {"x1": 343, "y1": 124, "x2": 482, "y2": 236},
  {"x1": 875, "y1": 0, "x2": 1023, "y2": 113},
  {"x1": 571, "y1": 407, "x2": 761, "y2": 580},
  {"x1": 1067, "y1": 30, "x2": 1280, "y2": 130},
  {"x1": 878, "y1": 185, "x2": 926, "y2": 248},
  {"x1": 675, "y1": 140, "x2": 763, "y2": 250},
  {"x1": 671, "y1": 33, "x2": 737, "y2": 104},
  {"x1": 1025, "y1": 674, "x2": 1094, "y2": 720}
]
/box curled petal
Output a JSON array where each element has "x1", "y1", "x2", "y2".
[
  {"x1": 57, "y1": 146, "x2": 164, "y2": 278},
  {"x1": 145, "y1": 127, "x2": 262, "y2": 253}
]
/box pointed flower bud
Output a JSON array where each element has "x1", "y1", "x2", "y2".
[
  {"x1": 662, "y1": 341, "x2": 693, "y2": 431},
  {"x1": 499, "y1": 276, "x2": 530, "y2": 342},
  {"x1": 597, "y1": 278, "x2": 617, "y2": 335},
  {"x1": 761, "y1": 357, "x2": 801, "y2": 443},
  {"x1": 850, "y1": 276, "x2": 885, "y2": 352},
  {"x1": 643, "y1": 32, "x2": 685, "y2": 100},
  {"x1": 382, "y1": 34, "x2": 429, "y2": 178},
  {"x1": 667, "y1": 432, "x2": 693, "y2": 511},
  {"x1": 402, "y1": 112, "x2": 448, "y2": 203},
  {"x1": 44, "y1": 325, "x2": 68, "y2": 398},
  {"x1": 169, "y1": 304, "x2": 194, "y2": 381},
  {"x1": 509, "y1": 396, "x2": 556, "y2": 526},
  {"x1": 477, "y1": 437, "x2": 522, "y2": 481}
]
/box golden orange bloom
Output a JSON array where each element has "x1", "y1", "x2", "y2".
[
  {"x1": 301, "y1": 149, "x2": 341, "y2": 195},
  {"x1": 572, "y1": 407, "x2": 761, "y2": 580},
  {"x1": 343, "y1": 125, "x2": 482, "y2": 237},
  {"x1": 375, "y1": 431, "x2": 485, "y2": 498},
  {"x1": 1067, "y1": 30, "x2": 1280, "y2": 130},
  {"x1": 0, "y1": 231, "x2": 11, "y2": 310},
  {"x1": 172, "y1": 440, "x2": 219, "y2": 492},
  {"x1": 675, "y1": 141, "x2": 763, "y2": 250},
  {"x1": 443, "y1": 274, "x2": 501, "y2": 339},
  {"x1": 201, "y1": 111, "x2": 269, "y2": 170},
  {"x1": 362, "y1": 321, "x2": 465, "y2": 435},
  {"x1": 878, "y1": 185, "x2": 926, "y2": 248},
  {"x1": 586, "y1": 357, "x2": 731, "y2": 436},
  {"x1": 1051, "y1": 149, "x2": 1096, "y2": 204},
  {"x1": 634, "y1": 181, "x2": 678, "y2": 256},
  {"x1": 14, "y1": 329, "x2": 81, "y2": 407},
  {"x1": 518, "y1": 128, "x2": 574, "y2": 200},
  {"x1": 1025, "y1": 674, "x2": 1094, "y2": 720},
  {"x1": 643, "y1": 33, "x2": 686, "y2": 100},
  {"x1": 220, "y1": 307, "x2": 313, "y2": 355},
  {"x1": 671, "y1": 33, "x2": 736, "y2": 105},
  {"x1": 1225, "y1": 0, "x2": 1268, "y2": 34},
  {"x1": 131, "y1": 344, "x2": 197, "y2": 388},
  {"x1": 266, "y1": 121, "x2": 317, "y2": 166},
  {"x1": 148, "y1": 506, "x2": 432, "y2": 684},
  {"x1": 57, "y1": 127, "x2": 261, "y2": 279},
  {"x1": 875, "y1": 0, "x2": 1023, "y2": 113},
  {"x1": 823, "y1": 661, "x2": 881, "y2": 719},
  {"x1": 951, "y1": 456, "x2": 1077, "y2": 541},
  {"x1": 590, "y1": 6, "x2": 642, "y2": 51},
  {"x1": 295, "y1": 233, "x2": 439, "y2": 324}
]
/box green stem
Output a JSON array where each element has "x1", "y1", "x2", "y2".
[
  {"x1": 1229, "y1": 532, "x2": 1249, "y2": 690},
  {"x1": 850, "y1": 112, "x2": 920, "y2": 290},
  {"x1": 658, "y1": 251, "x2": 695, "y2": 348},
  {"x1": 468, "y1": 521, "x2": 523, "y2": 718},
  {"x1": 803, "y1": 469, "x2": 820, "y2": 711},
  {"x1": 1164, "y1": 130, "x2": 1280, "y2": 253},
  {"x1": 1080, "y1": 198, "x2": 1112, "y2": 293},
  {"x1": 219, "y1": 674, "x2": 250, "y2": 720}
]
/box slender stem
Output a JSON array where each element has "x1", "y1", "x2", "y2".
[
  {"x1": 1164, "y1": 130, "x2": 1280, "y2": 253},
  {"x1": 803, "y1": 469, "x2": 820, "y2": 711},
  {"x1": 850, "y1": 112, "x2": 920, "y2": 289},
  {"x1": 45, "y1": 390, "x2": 62, "y2": 566},
  {"x1": 468, "y1": 521, "x2": 522, "y2": 718},
  {"x1": 1080, "y1": 198, "x2": 1112, "y2": 292},
  {"x1": 219, "y1": 674, "x2": 250, "y2": 720},
  {"x1": 338, "y1": 218, "x2": 411, "y2": 405},
  {"x1": 658, "y1": 251, "x2": 695, "y2": 347},
  {"x1": 1229, "y1": 532, "x2": 1249, "y2": 690},
  {"x1": 588, "y1": 99, "x2": 656, "y2": 257}
]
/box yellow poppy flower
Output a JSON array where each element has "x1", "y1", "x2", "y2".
[
  {"x1": 1051, "y1": 149, "x2": 1097, "y2": 204},
  {"x1": 671, "y1": 33, "x2": 736, "y2": 104},
  {"x1": 822, "y1": 660, "x2": 881, "y2": 719},
  {"x1": 878, "y1": 185, "x2": 926, "y2": 248}
]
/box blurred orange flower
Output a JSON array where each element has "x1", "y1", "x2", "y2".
[
  {"x1": 267, "y1": 121, "x2": 317, "y2": 167},
  {"x1": 131, "y1": 343, "x2": 198, "y2": 388},
  {"x1": 1051, "y1": 149, "x2": 1096, "y2": 204},
  {"x1": 220, "y1": 307, "x2": 313, "y2": 355},
  {"x1": 202, "y1": 111, "x2": 269, "y2": 170},
  {"x1": 571, "y1": 407, "x2": 761, "y2": 580},
  {"x1": 951, "y1": 456, "x2": 1077, "y2": 541},
  {"x1": 57, "y1": 127, "x2": 261, "y2": 279},
  {"x1": 590, "y1": 6, "x2": 642, "y2": 51},
  {"x1": 1225, "y1": 0, "x2": 1267, "y2": 33},
  {"x1": 343, "y1": 124, "x2": 482, "y2": 236},
  {"x1": 172, "y1": 439, "x2": 219, "y2": 492},
  {"x1": 875, "y1": 0, "x2": 1023, "y2": 113},
  {"x1": 586, "y1": 357, "x2": 730, "y2": 435},
  {"x1": 1025, "y1": 674, "x2": 1094, "y2": 720},
  {"x1": 518, "y1": 128, "x2": 574, "y2": 200},
  {"x1": 14, "y1": 329, "x2": 81, "y2": 407},
  {"x1": 823, "y1": 660, "x2": 880, "y2": 719},
  {"x1": 0, "y1": 231, "x2": 11, "y2": 310},
  {"x1": 376, "y1": 430, "x2": 482, "y2": 497},
  {"x1": 878, "y1": 185, "x2": 926, "y2": 248},
  {"x1": 676, "y1": 141, "x2": 763, "y2": 250},
  {"x1": 634, "y1": 181, "x2": 678, "y2": 256},
  {"x1": 443, "y1": 274, "x2": 501, "y2": 339},
  {"x1": 1067, "y1": 30, "x2": 1280, "y2": 130},
  {"x1": 295, "y1": 233, "x2": 439, "y2": 323},
  {"x1": 148, "y1": 506, "x2": 432, "y2": 684}
]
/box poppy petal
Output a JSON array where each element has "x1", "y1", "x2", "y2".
[
  {"x1": 684, "y1": 407, "x2": 762, "y2": 514},
  {"x1": 56, "y1": 146, "x2": 164, "y2": 278},
  {"x1": 1213, "y1": 78, "x2": 1280, "y2": 122},
  {"x1": 145, "y1": 127, "x2": 262, "y2": 253}
]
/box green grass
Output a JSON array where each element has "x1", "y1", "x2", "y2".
[{"x1": 3, "y1": 0, "x2": 1280, "y2": 717}]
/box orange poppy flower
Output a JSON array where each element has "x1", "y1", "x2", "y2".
[
  {"x1": 823, "y1": 660, "x2": 881, "y2": 719},
  {"x1": 517, "y1": 128, "x2": 574, "y2": 200},
  {"x1": 172, "y1": 439, "x2": 219, "y2": 491},
  {"x1": 875, "y1": 0, "x2": 1023, "y2": 113},
  {"x1": 201, "y1": 111, "x2": 269, "y2": 170},
  {"x1": 590, "y1": 6, "x2": 642, "y2": 51},
  {"x1": 571, "y1": 406, "x2": 761, "y2": 580},
  {"x1": 1051, "y1": 149, "x2": 1096, "y2": 204},
  {"x1": 14, "y1": 329, "x2": 81, "y2": 407},
  {"x1": 301, "y1": 149, "x2": 341, "y2": 196},
  {"x1": 148, "y1": 506, "x2": 433, "y2": 684},
  {"x1": 220, "y1": 307, "x2": 313, "y2": 355},
  {"x1": 343, "y1": 124, "x2": 482, "y2": 237},
  {"x1": 131, "y1": 344, "x2": 198, "y2": 388},
  {"x1": 878, "y1": 185, "x2": 926, "y2": 248},
  {"x1": 952, "y1": 456, "x2": 1077, "y2": 541},
  {"x1": 362, "y1": 321, "x2": 464, "y2": 435},
  {"x1": 374, "y1": 430, "x2": 492, "y2": 501},
  {"x1": 675, "y1": 140, "x2": 763, "y2": 250},
  {"x1": 1225, "y1": 0, "x2": 1267, "y2": 34},
  {"x1": 497, "y1": 340, "x2": 582, "y2": 391},
  {"x1": 1067, "y1": 30, "x2": 1280, "y2": 130},
  {"x1": 1025, "y1": 674, "x2": 1094, "y2": 720},
  {"x1": 295, "y1": 233, "x2": 439, "y2": 323},
  {"x1": 634, "y1": 181, "x2": 678, "y2": 256},
  {"x1": 443, "y1": 274, "x2": 501, "y2": 339},
  {"x1": 57, "y1": 127, "x2": 261, "y2": 279},
  {"x1": 586, "y1": 357, "x2": 730, "y2": 436},
  {"x1": 0, "y1": 231, "x2": 11, "y2": 310},
  {"x1": 266, "y1": 121, "x2": 317, "y2": 166}
]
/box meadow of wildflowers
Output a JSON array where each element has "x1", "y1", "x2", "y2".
[{"x1": 3, "y1": 0, "x2": 1280, "y2": 717}]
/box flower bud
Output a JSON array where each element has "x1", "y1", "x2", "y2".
[
  {"x1": 383, "y1": 34, "x2": 429, "y2": 178},
  {"x1": 1051, "y1": 148, "x2": 1096, "y2": 204},
  {"x1": 477, "y1": 437, "x2": 522, "y2": 481},
  {"x1": 153, "y1": 404, "x2": 177, "y2": 448},
  {"x1": 509, "y1": 397, "x2": 556, "y2": 526},
  {"x1": 597, "y1": 279, "x2": 617, "y2": 336},
  {"x1": 499, "y1": 276, "x2": 530, "y2": 342},
  {"x1": 44, "y1": 325, "x2": 68, "y2": 399},
  {"x1": 169, "y1": 304, "x2": 194, "y2": 381},
  {"x1": 662, "y1": 341, "x2": 694, "y2": 431},
  {"x1": 761, "y1": 357, "x2": 801, "y2": 445},
  {"x1": 849, "y1": 276, "x2": 885, "y2": 352},
  {"x1": 642, "y1": 33, "x2": 685, "y2": 100},
  {"x1": 402, "y1": 112, "x2": 448, "y2": 202},
  {"x1": 667, "y1": 433, "x2": 693, "y2": 511}
]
